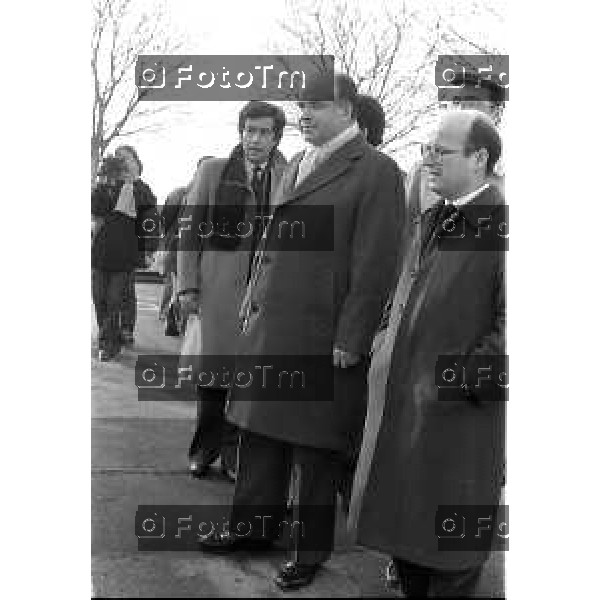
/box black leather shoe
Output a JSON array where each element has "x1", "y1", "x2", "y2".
[
  {"x1": 220, "y1": 464, "x2": 237, "y2": 483},
  {"x1": 197, "y1": 530, "x2": 274, "y2": 553},
  {"x1": 98, "y1": 348, "x2": 119, "y2": 361},
  {"x1": 120, "y1": 331, "x2": 135, "y2": 346},
  {"x1": 274, "y1": 561, "x2": 320, "y2": 590},
  {"x1": 384, "y1": 558, "x2": 401, "y2": 589},
  {"x1": 188, "y1": 448, "x2": 220, "y2": 478},
  {"x1": 164, "y1": 321, "x2": 180, "y2": 337}
]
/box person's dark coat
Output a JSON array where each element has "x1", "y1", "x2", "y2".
[
  {"x1": 226, "y1": 134, "x2": 406, "y2": 457},
  {"x1": 91, "y1": 179, "x2": 158, "y2": 271},
  {"x1": 157, "y1": 186, "x2": 189, "y2": 276},
  {"x1": 354, "y1": 184, "x2": 506, "y2": 570}
]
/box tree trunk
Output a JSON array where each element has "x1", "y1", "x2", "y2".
[{"x1": 91, "y1": 138, "x2": 103, "y2": 186}]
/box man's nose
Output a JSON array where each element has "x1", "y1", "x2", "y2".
[
  {"x1": 299, "y1": 104, "x2": 314, "y2": 118},
  {"x1": 422, "y1": 154, "x2": 439, "y2": 168}
]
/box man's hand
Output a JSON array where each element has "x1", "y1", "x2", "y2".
[
  {"x1": 333, "y1": 347, "x2": 362, "y2": 368},
  {"x1": 178, "y1": 291, "x2": 200, "y2": 322}
]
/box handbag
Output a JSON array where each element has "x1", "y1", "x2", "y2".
[{"x1": 164, "y1": 301, "x2": 181, "y2": 336}]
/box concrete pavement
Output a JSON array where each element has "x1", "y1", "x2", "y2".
[{"x1": 91, "y1": 282, "x2": 505, "y2": 598}]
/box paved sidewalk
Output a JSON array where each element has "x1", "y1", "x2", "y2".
[{"x1": 91, "y1": 283, "x2": 505, "y2": 598}]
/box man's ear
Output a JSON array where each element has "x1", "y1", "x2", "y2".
[
  {"x1": 335, "y1": 98, "x2": 353, "y2": 120},
  {"x1": 476, "y1": 147, "x2": 489, "y2": 172}
]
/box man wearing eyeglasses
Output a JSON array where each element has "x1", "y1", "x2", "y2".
[
  {"x1": 351, "y1": 110, "x2": 506, "y2": 597},
  {"x1": 177, "y1": 101, "x2": 287, "y2": 482},
  {"x1": 409, "y1": 74, "x2": 505, "y2": 221},
  {"x1": 358, "y1": 74, "x2": 507, "y2": 527}
]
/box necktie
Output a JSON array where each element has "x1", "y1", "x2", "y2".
[
  {"x1": 251, "y1": 166, "x2": 264, "y2": 208},
  {"x1": 248, "y1": 166, "x2": 269, "y2": 279},
  {"x1": 419, "y1": 201, "x2": 458, "y2": 264},
  {"x1": 294, "y1": 148, "x2": 321, "y2": 188}
]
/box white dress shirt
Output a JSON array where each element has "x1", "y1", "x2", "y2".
[
  {"x1": 245, "y1": 159, "x2": 268, "y2": 184},
  {"x1": 295, "y1": 122, "x2": 360, "y2": 187},
  {"x1": 446, "y1": 182, "x2": 490, "y2": 208}
]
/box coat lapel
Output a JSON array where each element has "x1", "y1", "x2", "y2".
[
  {"x1": 270, "y1": 153, "x2": 302, "y2": 211},
  {"x1": 269, "y1": 155, "x2": 292, "y2": 201},
  {"x1": 272, "y1": 135, "x2": 366, "y2": 210}
]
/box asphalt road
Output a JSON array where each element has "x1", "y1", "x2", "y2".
[{"x1": 91, "y1": 282, "x2": 505, "y2": 598}]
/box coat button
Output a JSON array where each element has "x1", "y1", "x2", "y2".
[{"x1": 460, "y1": 383, "x2": 473, "y2": 397}]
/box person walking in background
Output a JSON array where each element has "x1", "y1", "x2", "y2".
[
  {"x1": 115, "y1": 145, "x2": 157, "y2": 347},
  {"x1": 155, "y1": 156, "x2": 214, "y2": 336},
  {"x1": 177, "y1": 102, "x2": 287, "y2": 481},
  {"x1": 91, "y1": 145, "x2": 158, "y2": 361}
]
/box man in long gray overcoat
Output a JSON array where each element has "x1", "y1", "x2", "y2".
[
  {"x1": 177, "y1": 101, "x2": 287, "y2": 479},
  {"x1": 352, "y1": 110, "x2": 506, "y2": 598},
  {"x1": 198, "y1": 74, "x2": 406, "y2": 591}
]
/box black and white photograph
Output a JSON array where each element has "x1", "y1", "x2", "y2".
[{"x1": 88, "y1": 0, "x2": 511, "y2": 596}]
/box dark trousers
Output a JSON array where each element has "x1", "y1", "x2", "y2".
[
  {"x1": 121, "y1": 270, "x2": 137, "y2": 333},
  {"x1": 188, "y1": 388, "x2": 239, "y2": 469},
  {"x1": 229, "y1": 430, "x2": 342, "y2": 567},
  {"x1": 393, "y1": 557, "x2": 484, "y2": 598},
  {"x1": 92, "y1": 269, "x2": 130, "y2": 353}
]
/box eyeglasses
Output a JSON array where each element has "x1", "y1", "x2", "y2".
[
  {"x1": 242, "y1": 126, "x2": 274, "y2": 139},
  {"x1": 420, "y1": 143, "x2": 462, "y2": 162},
  {"x1": 296, "y1": 101, "x2": 333, "y2": 111}
]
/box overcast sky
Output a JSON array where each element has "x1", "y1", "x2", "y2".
[{"x1": 101, "y1": 0, "x2": 507, "y2": 201}]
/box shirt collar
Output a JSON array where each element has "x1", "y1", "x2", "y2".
[
  {"x1": 308, "y1": 122, "x2": 360, "y2": 160},
  {"x1": 245, "y1": 159, "x2": 269, "y2": 182},
  {"x1": 446, "y1": 182, "x2": 490, "y2": 208}
]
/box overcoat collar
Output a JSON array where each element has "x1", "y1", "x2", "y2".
[
  {"x1": 272, "y1": 133, "x2": 367, "y2": 210},
  {"x1": 458, "y1": 183, "x2": 505, "y2": 227},
  {"x1": 427, "y1": 182, "x2": 505, "y2": 230}
]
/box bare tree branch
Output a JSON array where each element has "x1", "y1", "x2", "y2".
[
  {"x1": 90, "y1": 0, "x2": 187, "y2": 183},
  {"x1": 277, "y1": 0, "x2": 504, "y2": 168}
]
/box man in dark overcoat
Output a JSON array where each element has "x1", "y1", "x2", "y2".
[
  {"x1": 351, "y1": 110, "x2": 506, "y2": 598},
  {"x1": 198, "y1": 74, "x2": 406, "y2": 590}
]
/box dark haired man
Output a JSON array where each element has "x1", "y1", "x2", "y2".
[
  {"x1": 198, "y1": 73, "x2": 405, "y2": 591},
  {"x1": 177, "y1": 101, "x2": 287, "y2": 481},
  {"x1": 356, "y1": 94, "x2": 386, "y2": 147},
  {"x1": 352, "y1": 110, "x2": 505, "y2": 598}
]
